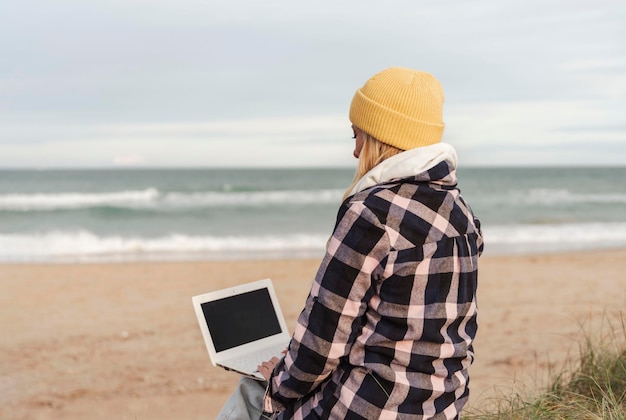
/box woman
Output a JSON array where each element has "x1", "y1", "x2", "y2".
[{"x1": 219, "y1": 67, "x2": 483, "y2": 419}]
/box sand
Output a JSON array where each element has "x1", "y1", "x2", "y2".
[{"x1": 1, "y1": 249, "x2": 625, "y2": 419}]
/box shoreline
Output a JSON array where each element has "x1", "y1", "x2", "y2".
[
  {"x1": 1, "y1": 249, "x2": 624, "y2": 419},
  {"x1": 3, "y1": 241, "x2": 626, "y2": 266}
]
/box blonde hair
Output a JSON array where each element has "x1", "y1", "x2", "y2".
[{"x1": 343, "y1": 131, "x2": 403, "y2": 201}]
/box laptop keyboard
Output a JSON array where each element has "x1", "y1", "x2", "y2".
[{"x1": 226, "y1": 343, "x2": 287, "y2": 374}]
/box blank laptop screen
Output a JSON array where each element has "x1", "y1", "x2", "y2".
[{"x1": 201, "y1": 288, "x2": 282, "y2": 352}]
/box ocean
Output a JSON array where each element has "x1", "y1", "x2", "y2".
[{"x1": 1, "y1": 167, "x2": 626, "y2": 262}]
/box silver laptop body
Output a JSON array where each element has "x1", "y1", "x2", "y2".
[{"x1": 192, "y1": 278, "x2": 290, "y2": 380}]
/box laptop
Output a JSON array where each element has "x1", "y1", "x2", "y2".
[{"x1": 192, "y1": 278, "x2": 291, "y2": 381}]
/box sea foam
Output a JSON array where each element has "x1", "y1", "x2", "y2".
[
  {"x1": 0, "y1": 230, "x2": 329, "y2": 262},
  {"x1": 2, "y1": 222, "x2": 626, "y2": 262},
  {"x1": 0, "y1": 189, "x2": 160, "y2": 211},
  {"x1": 0, "y1": 188, "x2": 344, "y2": 211},
  {"x1": 483, "y1": 222, "x2": 626, "y2": 254}
]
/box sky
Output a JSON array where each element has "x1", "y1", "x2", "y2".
[{"x1": 1, "y1": 0, "x2": 625, "y2": 168}]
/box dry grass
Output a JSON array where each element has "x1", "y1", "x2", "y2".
[{"x1": 465, "y1": 314, "x2": 626, "y2": 419}]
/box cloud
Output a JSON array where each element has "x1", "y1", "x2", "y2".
[
  {"x1": 0, "y1": 115, "x2": 355, "y2": 168},
  {"x1": 112, "y1": 155, "x2": 146, "y2": 166},
  {"x1": 0, "y1": 0, "x2": 624, "y2": 167}
]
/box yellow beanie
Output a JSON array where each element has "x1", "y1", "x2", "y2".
[{"x1": 349, "y1": 67, "x2": 445, "y2": 150}]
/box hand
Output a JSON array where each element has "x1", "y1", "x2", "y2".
[{"x1": 257, "y1": 356, "x2": 281, "y2": 381}]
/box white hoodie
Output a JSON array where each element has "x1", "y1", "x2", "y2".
[{"x1": 347, "y1": 142, "x2": 458, "y2": 197}]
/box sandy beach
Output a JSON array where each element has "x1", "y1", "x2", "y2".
[{"x1": 1, "y1": 249, "x2": 624, "y2": 419}]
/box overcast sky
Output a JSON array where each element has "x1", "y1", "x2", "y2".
[{"x1": 1, "y1": 0, "x2": 624, "y2": 168}]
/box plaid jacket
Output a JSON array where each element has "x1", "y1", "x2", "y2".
[{"x1": 265, "y1": 161, "x2": 483, "y2": 419}]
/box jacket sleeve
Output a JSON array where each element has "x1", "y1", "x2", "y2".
[{"x1": 265, "y1": 198, "x2": 390, "y2": 410}]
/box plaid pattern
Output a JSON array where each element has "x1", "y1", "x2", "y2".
[{"x1": 265, "y1": 161, "x2": 483, "y2": 419}]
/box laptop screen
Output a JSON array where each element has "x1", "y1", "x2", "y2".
[{"x1": 200, "y1": 288, "x2": 283, "y2": 352}]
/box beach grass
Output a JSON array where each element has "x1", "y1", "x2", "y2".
[{"x1": 465, "y1": 314, "x2": 626, "y2": 419}]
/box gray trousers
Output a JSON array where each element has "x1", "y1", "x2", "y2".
[{"x1": 217, "y1": 377, "x2": 268, "y2": 420}]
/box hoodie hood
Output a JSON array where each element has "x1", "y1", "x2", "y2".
[{"x1": 347, "y1": 142, "x2": 458, "y2": 197}]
